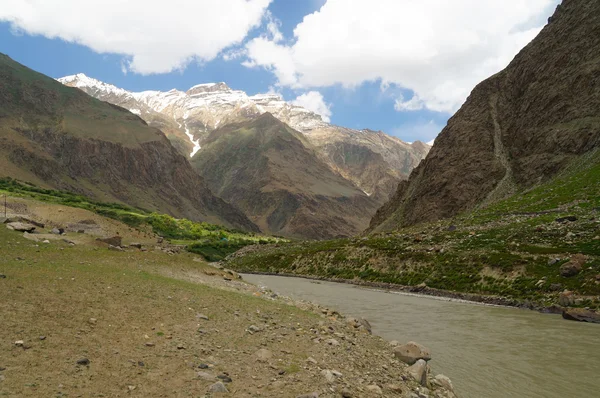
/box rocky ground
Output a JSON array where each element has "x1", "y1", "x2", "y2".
[{"x1": 0, "y1": 198, "x2": 456, "y2": 397}]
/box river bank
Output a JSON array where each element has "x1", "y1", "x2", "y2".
[{"x1": 235, "y1": 270, "x2": 563, "y2": 312}]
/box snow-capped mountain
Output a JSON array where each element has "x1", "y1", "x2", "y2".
[
  {"x1": 58, "y1": 74, "x2": 429, "y2": 202},
  {"x1": 58, "y1": 74, "x2": 327, "y2": 152}
]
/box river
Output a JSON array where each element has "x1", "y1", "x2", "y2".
[{"x1": 242, "y1": 274, "x2": 599, "y2": 398}]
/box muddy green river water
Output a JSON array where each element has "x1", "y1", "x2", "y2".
[{"x1": 243, "y1": 274, "x2": 599, "y2": 398}]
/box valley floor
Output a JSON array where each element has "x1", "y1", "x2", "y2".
[{"x1": 0, "y1": 218, "x2": 453, "y2": 397}]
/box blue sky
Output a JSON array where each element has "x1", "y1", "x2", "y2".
[{"x1": 0, "y1": 0, "x2": 558, "y2": 143}]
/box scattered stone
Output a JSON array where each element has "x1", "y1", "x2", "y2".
[
  {"x1": 341, "y1": 389, "x2": 353, "y2": 398},
  {"x1": 433, "y1": 374, "x2": 454, "y2": 392},
  {"x1": 51, "y1": 228, "x2": 63, "y2": 235},
  {"x1": 407, "y1": 359, "x2": 428, "y2": 386},
  {"x1": 197, "y1": 371, "x2": 215, "y2": 381},
  {"x1": 325, "y1": 338, "x2": 340, "y2": 346},
  {"x1": 6, "y1": 222, "x2": 36, "y2": 232},
  {"x1": 366, "y1": 385, "x2": 383, "y2": 395},
  {"x1": 198, "y1": 363, "x2": 209, "y2": 369},
  {"x1": 208, "y1": 381, "x2": 228, "y2": 393},
  {"x1": 76, "y1": 358, "x2": 90, "y2": 366},
  {"x1": 559, "y1": 254, "x2": 587, "y2": 277},
  {"x1": 127, "y1": 385, "x2": 136, "y2": 391},
  {"x1": 22, "y1": 232, "x2": 39, "y2": 242},
  {"x1": 306, "y1": 357, "x2": 317, "y2": 365},
  {"x1": 556, "y1": 216, "x2": 577, "y2": 223},
  {"x1": 42, "y1": 239, "x2": 50, "y2": 244},
  {"x1": 217, "y1": 374, "x2": 232, "y2": 383},
  {"x1": 137, "y1": 361, "x2": 144, "y2": 367},
  {"x1": 129, "y1": 243, "x2": 142, "y2": 249},
  {"x1": 14, "y1": 340, "x2": 24, "y2": 347},
  {"x1": 549, "y1": 283, "x2": 562, "y2": 292},
  {"x1": 88, "y1": 318, "x2": 97, "y2": 325},
  {"x1": 447, "y1": 225, "x2": 457, "y2": 232},
  {"x1": 346, "y1": 317, "x2": 372, "y2": 333},
  {"x1": 246, "y1": 325, "x2": 262, "y2": 333},
  {"x1": 177, "y1": 344, "x2": 185, "y2": 350},
  {"x1": 0, "y1": 274, "x2": 6, "y2": 279},
  {"x1": 296, "y1": 393, "x2": 319, "y2": 398},
  {"x1": 196, "y1": 313, "x2": 209, "y2": 321},
  {"x1": 39, "y1": 336, "x2": 46, "y2": 341},
  {"x1": 386, "y1": 384, "x2": 403, "y2": 393},
  {"x1": 394, "y1": 341, "x2": 432, "y2": 365},
  {"x1": 145, "y1": 342, "x2": 155, "y2": 347},
  {"x1": 562, "y1": 308, "x2": 600, "y2": 324},
  {"x1": 97, "y1": 236, "x2": 122, "y2": 246},
  {"x1": 108, "y1": 245, "x2": 124, "y2": 252},
  {"x1": 255, "y1": 348, "x2": 272, "y2": 363},
  {"x1": 321, "y1": 369, "x2": 336, "y2": 383}
]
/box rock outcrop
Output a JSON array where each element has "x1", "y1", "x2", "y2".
[{"x1": 370, "y1": 0, "x2": 600, "y2": 232}]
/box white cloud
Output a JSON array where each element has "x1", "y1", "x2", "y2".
[
  {"x1": 244, "y1": 0, "x2": 558, "y2": 113},
  {"x1": 292, "y1": 91, "x2": 332, "y2": 122},
  {"x1": 265, "y1": 11, "x2": 284, "y2": 43},
  {"x1": 0, "y1": 0, "x2": 272, "y2": 74},
  {"x1": 394, "y1": 94, "x2": 425, "y2": 112}
]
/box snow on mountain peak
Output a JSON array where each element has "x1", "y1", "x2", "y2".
[
  {"x1": 57, "y1": 73, "x2": 328, "y2": 132},
  {"x1": 57, "y1": 73, "x2": 131, "y2": 98}
]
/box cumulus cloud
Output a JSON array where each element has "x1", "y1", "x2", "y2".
[
  {"x1": 244, "y1": 0, "x2": 557, "y2": 113},
  {"x1": 0, "y1": 0, "x2": 272, "y2": 74},
  {"x1": 292, "y1": 91, "x2": 332, "y2": 122}
]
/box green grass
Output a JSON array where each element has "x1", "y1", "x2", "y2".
[{"x1": 0, "y1": 177, "x2": 285, "y2": 261}]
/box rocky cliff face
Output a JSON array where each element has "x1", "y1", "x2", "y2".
[
  {"x1": 0, "y1": 53, "x2": 258, "y2": 232},
  {"x1": 370, "y1": 0, "x2": 600, "y2": 232},
  {"x1": 58, "y1": 75, "x2": 429, "y2": 203},
  {"x1": 191, "y1": 113, "x2": 379, "y2": 239}
]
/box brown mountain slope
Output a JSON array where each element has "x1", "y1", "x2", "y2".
[
  {"x1": 0, "y1": 53, "x2": 258, "y2": 232},
  {"x1": 370, "y1": 0, "x2": 600, "y2": 232},
  {"x1": 191, "y1": 113, "x2": 379, "y2": 239}
]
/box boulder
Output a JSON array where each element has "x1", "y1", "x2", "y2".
[
  {"x1": 6, "y1": 222, "x2": 36, "y2": 232},
  {"x1": 558, "y1": 290, "x2": 575, "y2": 306},
  {"x1": 208, "y1": 381, "x2": 228, "y2": 393},
  {"x1": 129, "y1": 243, "x2": 142, "y2": 249},
  {"x1": 51, "y1": 228, "x2": 64, "y2": 235},
  {"x1": 394, "y1": 341, "x2": 431, "y2": 365},
  {"x1": 407, "y1": 359, "x2": 428, "y2": 386},
  {"x1": 433, "y1": 374, "x2": 454, "y2": 392},
  {"x1": 22, "y1": 232, "x2": 39, "y2": 242},
  {"x1": 255, "y1": 348, "x2": 272, "y2": 363},
  {"x1": 562, "y1": 308, "x2": 600, "y2": 324},
  {"x1": 96, "y1": 236, "x2": 122, "y2": 247},
  {"x1": 346, "y1": 317, "x2": 372, "y2": 333},
  {"x1": 559, "y1": 254, "x2": 587, "y2": 277}
]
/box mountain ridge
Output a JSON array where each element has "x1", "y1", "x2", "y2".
[
  {"x1": 0, "y1": 53, "x2": 258, "y2": 232},
  {"x1": 369, "y1": 0, "x2": 600, "y2": 232},
  {"x1": 58, "y1": 73, "x2": 430, "y2": 204}
]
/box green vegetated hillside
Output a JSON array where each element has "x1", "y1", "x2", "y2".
[
  {"x1": 225, "y1": 149, "x2": 600, "y2": 310},
  {"x1": 0, "y1": 53, "x2": 257, "y2": 231},
  {"x1": 0, "y1": 178, "x2": 283, "y2": 261}
]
